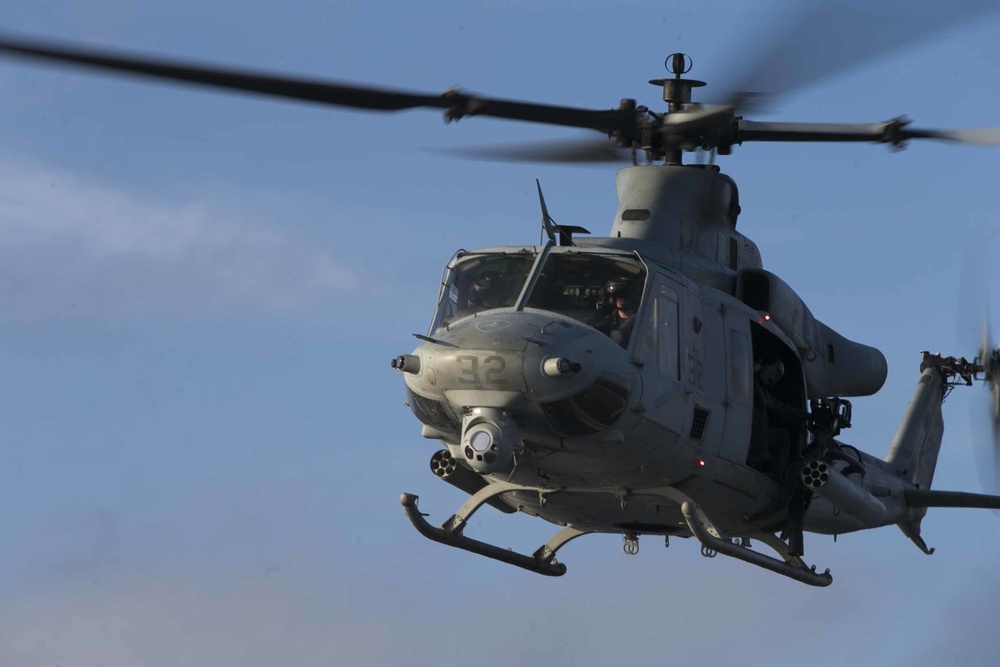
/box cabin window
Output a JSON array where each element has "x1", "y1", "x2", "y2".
[
  {"x1": 406, "y1": 388, "x2": 460, "y2": 433},
  {"x1": 638, "y1": 298, "x2": 657, "y2": 365},
  {"x1": 636, "y1": 278, "x2": 681, "y2": 378},
  {"x1": 657, "y1": 287, "x2": 681, "y2": 380},
  {"x1": 432, "y1": 252, "x2": 536, "y2": 330},
  {"x1": 729, "y1": 329, "x2": 751, "y2": 403},
  {"x1": 526, "y1": 253, "x2": 646, "y2": 345}
]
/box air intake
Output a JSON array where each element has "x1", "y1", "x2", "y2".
[{"x1": 690, "y1": 406, "x2": 710, "y2": 440}]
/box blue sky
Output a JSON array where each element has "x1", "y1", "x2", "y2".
[{"x1": 1, "y1": 1, "x2": 1000, "y2": 664}]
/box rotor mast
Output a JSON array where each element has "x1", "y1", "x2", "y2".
[{"x1": 648, "y1": 53, "x2": 706, "y2": 165}]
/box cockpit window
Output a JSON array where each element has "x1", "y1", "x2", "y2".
[
  {"x1": 526, "y1": 254, "x2": 646, "y2": 346},
  {"x1": 432, "y1": 252, "x2": 536, "y2": 330},
  {"x1": 541, "y1": 375, "x2": 631, "y2": 436}
]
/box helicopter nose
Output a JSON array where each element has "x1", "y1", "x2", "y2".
[
  {"x1": 396, "y1": 309, "x2": 635, "y2": 434},
  {"x1": 401, "y1": 310, "x2": 578, "y2": 403}
]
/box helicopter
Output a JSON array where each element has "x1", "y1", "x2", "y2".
[{"x1": 3, "y1": 6, "x2": 1000, "y2": 589}]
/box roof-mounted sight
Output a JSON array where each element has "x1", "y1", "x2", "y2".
[{"x1": 648, "y1": 53, "x2": 706, "y2": 111}]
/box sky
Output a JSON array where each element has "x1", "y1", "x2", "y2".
[{"x1": 1, "y1": 0, "x2": 1000, "y2": 664}]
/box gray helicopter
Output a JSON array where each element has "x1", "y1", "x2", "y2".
[{"x1": 3, "y1": 5, "x2": 1000, "y2": 587}]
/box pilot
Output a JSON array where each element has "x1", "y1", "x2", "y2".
[
  {"x1": 470, "y1": 270, "x2": 506, "y2": 311},
  {"x1": 606, "y1": 279, "x2": 638, "y2": 347},
  {"x1": 749, "y1": 355, "x2": 804, "y2": 480}
]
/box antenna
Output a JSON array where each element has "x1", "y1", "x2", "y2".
[
  {"x1": 536, "y1": 179, "x2": 557, "y2": 244},
  {"x1": 536, "y1": 179, "x2": 590, "y2": 246}
]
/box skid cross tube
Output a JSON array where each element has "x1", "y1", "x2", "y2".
[{"x1": 400, "y1": 492, "x2": 593, "y2": 576}]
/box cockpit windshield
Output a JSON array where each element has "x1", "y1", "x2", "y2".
[
  {"x1": 432, "y1": 251, "x2": 536, "y2": 330},
  {"x1": 430, "y1": 250, "x2": 646, "y2": 346},
  {"x1": 526, "y1": 253, "x2": 646, "y2": 347}
]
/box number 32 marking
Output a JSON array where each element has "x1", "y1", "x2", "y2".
[{"x1": 456, "y1": 355, "x2": 507, "y2": 386}]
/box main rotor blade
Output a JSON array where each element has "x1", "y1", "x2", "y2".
[
  {"x1": 710, "y1": 0, "x2": 997, "y2": 111},
  {"x1": 737, "y1": 119, "x2": 1000, "y2": 147},
  {"x1": 905, "y1": 128, "x2": 1000, "y2": 146},
  {"x1": 435, "y1": 137, "x2": 631, "y2": 163},
  {"x1": 737, "y1": 120, "x2": 894, "y2": 143},
  {"x1": 0, "y1": 33, "x2": 631, "y2": 134}
]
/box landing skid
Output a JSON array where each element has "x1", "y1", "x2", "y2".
[
  {"x1": 400, "y1": 483, "x2": 593, "y2": 576},
  {"x1": 401, "y1": 483, "x2": 833, "y2": 586},
  {"x1": 681, "y1": 501, "x2": 833, "y2": 587}
]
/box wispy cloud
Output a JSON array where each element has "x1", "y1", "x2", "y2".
[
  {"x1": 0, "y1": 158, "x2": 354, "y2": 320},
  {"x1": 0, "y1": 555, "x2": 882, "y2": 667},
  {"x1": 0, "y1": 569, "x2": 343, "y2": 666}
]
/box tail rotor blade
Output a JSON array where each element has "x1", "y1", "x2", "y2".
[{"x1": 959, "y1": 226, "x2": 1000, "y2": 494}]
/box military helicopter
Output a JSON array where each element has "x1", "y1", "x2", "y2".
[{"x1": 3, "y1": 6, "x2": 1000, "y2": 588}]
